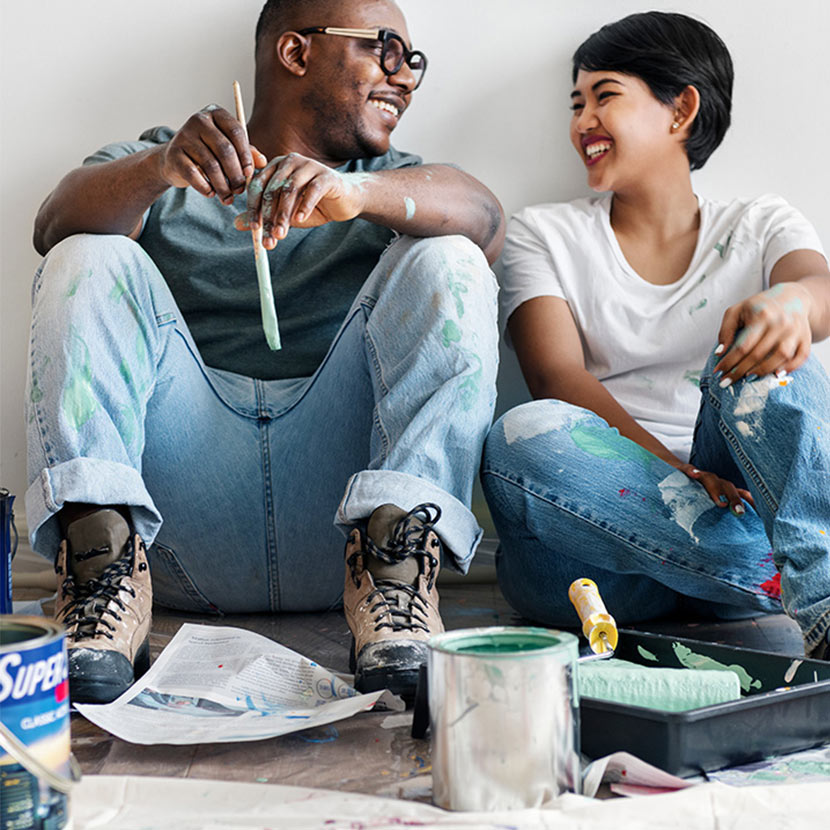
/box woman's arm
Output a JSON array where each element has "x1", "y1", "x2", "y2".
[
  {"x1": 510, "y1": 295, "x2": 751, "y2": 511},
  {"x1": 714, "y1": 249, "x2": 830, "y2": 383}
]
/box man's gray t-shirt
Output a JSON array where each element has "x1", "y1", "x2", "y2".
[{"x1": 85, "y1": 126, "x2": 421, "y2": 380}]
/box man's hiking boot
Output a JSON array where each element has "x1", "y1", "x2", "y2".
[
  {"x1": 54, "y1": 509, "x2": 152, "y2": 703},
  {"x1": 343, "y1": 502, "x2": 444, "y2": 702}
]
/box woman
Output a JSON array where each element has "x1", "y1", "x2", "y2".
[{"x1": 482, "y1": 11, "x2": 830, "y2": 660}]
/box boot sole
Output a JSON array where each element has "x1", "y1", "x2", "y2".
[
  {"x1": 350, "y1": 636, "x2": 424, "y2": 704},
  {"x1": 68, "y1": 635, "x2": 151, "y2": 704}
]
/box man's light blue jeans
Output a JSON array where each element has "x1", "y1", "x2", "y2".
[
  {"x1": 26, "y1": 233, "x2": 499, "y2": 613},
  {"x1": 481, "y1": 355, "x2": 830, "y2": 653}
]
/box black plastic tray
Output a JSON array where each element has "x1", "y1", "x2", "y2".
[{"x1": 580, "y1": 630, "x2": 830, "y2": 777}]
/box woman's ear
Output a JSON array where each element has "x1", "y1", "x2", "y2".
[
  {"x1": 671, "y1": 85, "x2": 701, "y2": 135},
  {"x1": 276, "y1": 31, "x2": 311, "y2": 77}
]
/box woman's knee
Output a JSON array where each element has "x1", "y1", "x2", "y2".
[{"x1": 484, "y1": 399, "x2": 591, "y2": 479}]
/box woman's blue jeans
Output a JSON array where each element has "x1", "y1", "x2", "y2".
[
  {"x1": 26, "y1": 233, "x2": 499, "y2": 613},
  {"x1": 481, "y1": 355, "x2": 830, "y2": 652}
]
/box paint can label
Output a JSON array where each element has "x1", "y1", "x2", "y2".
[{"x1": 1, "y1": 619, "x2": 70, "y2": 830}]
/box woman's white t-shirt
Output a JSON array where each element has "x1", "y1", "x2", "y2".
[{"x1": 500, "y1": 193, "x2": 826, "y2": 461}]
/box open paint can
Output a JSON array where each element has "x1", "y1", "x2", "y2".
[
  {"x1": 1, "y1": 616, "x2": 79, "y2": 830},
  {"x1": 428, "y1": 626, "x2": 580, "y2": 811}
]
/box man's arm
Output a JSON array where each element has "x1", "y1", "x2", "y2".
[
  {"x1": 241, "y1": 154, "x2": 505, "y2": 264},
  {"x1": 33, "y1": 106, "x2": 259, "y2": 256}
]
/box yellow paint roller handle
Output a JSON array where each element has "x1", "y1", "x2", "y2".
[{"x1": 568, "y1": 578, "x2": 619, "y2": 654}]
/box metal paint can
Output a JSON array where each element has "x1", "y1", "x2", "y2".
[
  {"x1": 1, "y1": 616, "x2": 74, "y2": 830},
  {"x1": 428, "y1": 626, "x2": 580, "y2": 811},
  {"x1": 0, "y1": 490, "x2": 17, "y2": 615}
]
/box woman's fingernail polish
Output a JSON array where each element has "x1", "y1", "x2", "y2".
[
  {"x1": 732, "y1": 503, "x2": 746, "y2": 516},
  {"x1": 714, "y1": 370, "x2": 723, "y2": 380},
  {"x1": 714, "y1": 343, "x2": 725, "y2": 355},
  {"x1": 776, "y1": 369, "x2": 787, "y2": 378},
  {"x1": 719, "y1": 495, "x2": 728, "y2": 503},
  {"x1": 719, "y1": 377, "x2": 733, "y2": 389}
]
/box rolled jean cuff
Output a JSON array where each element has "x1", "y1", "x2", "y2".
[
  {"x1": 803, "y1": 609, "x2": 830, "y2": 654},
  {"x1": 26, "y1": 458, "x2": 163, "y2": 559},
  {"x1": 336, "y1": 470, "x2": 482, "y2": 573}
]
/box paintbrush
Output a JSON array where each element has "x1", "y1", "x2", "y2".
[{"x1": 233, "y1": 80, "x2": 281, "y2": 351}]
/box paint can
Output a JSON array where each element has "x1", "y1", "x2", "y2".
[
  {"x1": 428, "y1": 626, "x2": 580, "y2": 811},
  {"x1": 1, "y1": 616, "x2": 78, "y2": 830},
  {"x1": 0, "y1": 489, "x2": 17, "y2": 615}
]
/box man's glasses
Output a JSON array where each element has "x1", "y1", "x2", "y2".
[{"x1": 297, "y1": 27, "x2": 428, "y2": 90}]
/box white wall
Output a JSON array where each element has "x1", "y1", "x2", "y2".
[{"x1": 2, "y1": 0, "x2": 829, "y2": 509}]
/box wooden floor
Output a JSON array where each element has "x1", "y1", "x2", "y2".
[{"x1": 12, "y1": 547, "x2": 805, "y2": 801}]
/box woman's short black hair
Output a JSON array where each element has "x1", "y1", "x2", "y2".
[{"x1": 572, "y1": 11, "x2": 733, "y2": 170}]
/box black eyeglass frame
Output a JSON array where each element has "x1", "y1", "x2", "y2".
[{"x1": 297, "y1": 27, "x2": 428, "y2": 89}]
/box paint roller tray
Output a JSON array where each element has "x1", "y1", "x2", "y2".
[{"x1": 579, "y1": 630, "x2": 830, "y2": 777}]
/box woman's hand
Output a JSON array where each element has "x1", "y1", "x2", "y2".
[
  {"x1": 713, "y1": 282, "x2": 812, "y2": 386},
  {"x1": 678, "y1": 463, "x2": 754, "y2": 514}
]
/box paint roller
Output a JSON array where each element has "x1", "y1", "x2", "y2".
[
  {"x1": 568, "y1": 578, "x2": 618, "y2": 658},
  {"x1": 569, "y1": 578, "x2": 742, "y2": 711}
]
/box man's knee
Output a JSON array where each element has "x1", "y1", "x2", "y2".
[
  {"x1": 32, "y1": 233, "x2": 167, "y2": 326},
  {"x1": 383, "y1": 233, "x2": 498, "y2": 308},
  {"x1": 35, "y1": 233, "x2": 149, "y2": 299}
]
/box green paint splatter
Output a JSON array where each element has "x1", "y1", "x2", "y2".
[
  {"x1": 119, "y1": 359, "x2": 134, "y2": 388},
  {"x1": 442, "y1": 319, "x2": 462, "y2": 347},
  {"x1": 684, "y1": 369, "x2": 702, "y2": 388},
  {"x1": 109, "y1": 274, "x2": 129, "y2": 303},
  {"x1": 113, "y1": 404, "x2": 137, "y2": 451},
  {"x1": 65, "y1": 268, "x2": 92, "y2": 299},
  {"x1": 570, "y1": 424, "x2": 655, "y2": 472},
  {"x1": 61, "y1": 329, "x2": 98, "y2": 430},
  {"x1": 672, "y1": 642, "x2": 761, "y2": 692},
  {"x1": 448, "y1": 279, "x2": 468, "y2": 318},
  {"x1": 714, "y1": 231, "x2": 733, "y2": 259},
  {"x1": 135, "y1": 332, "x2": 149, "y2": 370},
  {"x1": 637, "y1": 646, "x2": 659, "y2": 662},
  {"x1": 688, "y1": 298, "x2": 707, "y2": 315}
]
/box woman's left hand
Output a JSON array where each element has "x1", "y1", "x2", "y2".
[{"x1": 713, "y1": 281, "x2": 812, "y2": 385}]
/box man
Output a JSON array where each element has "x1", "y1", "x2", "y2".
[{"x1": 28, "y1": 0, "x2": 503, "y2": 704}]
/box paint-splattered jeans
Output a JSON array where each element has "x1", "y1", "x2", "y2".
[
  {"x1": 482, "y1": 354, "x2": 830, "y2": 652},
  {"x1": 26, "y1": 233, "x2": 499, "y2": 612}
]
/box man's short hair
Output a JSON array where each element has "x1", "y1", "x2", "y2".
[
  {"x1": 255, "y1": 0, "x2": 334, "y2": 52},
  {"x1": 572, "y1": 11, "x2": 733, "y2": 171}
]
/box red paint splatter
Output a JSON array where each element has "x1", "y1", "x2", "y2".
[
  {"x1": 760, "y1": 572, "x2": 781, "y2": 599},
  {"x1": 619, "y1": 488, "x2": 631, "y2": 497},
  {"x1": 54, "y1": 679, "x2": 69, "y2": 703}
]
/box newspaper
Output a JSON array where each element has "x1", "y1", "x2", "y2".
[{"x1": 75, "y1": 623, "x2": 402, "y2": 744}]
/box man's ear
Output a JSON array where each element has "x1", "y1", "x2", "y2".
[
  {"x1": 277, "y1": 31, "x2": 311, "y2": 77},
  {"x1": 672, "y1": 85, "x2": 701, "y2": 134}
]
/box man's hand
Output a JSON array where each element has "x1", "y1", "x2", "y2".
[
  {"x1": 159, "y1": 105, "x2": 267, "y2": 204},
  {"x1": 714, "y1": 282, "x2": 813, "y2": 385},
  {"x1": 235, "y1": 153, "x2": 370, "y2": 248}
]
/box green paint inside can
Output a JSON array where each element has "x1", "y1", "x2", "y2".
[{"x1": 431, "y1": 627, "x2": 577, "y2": 658}]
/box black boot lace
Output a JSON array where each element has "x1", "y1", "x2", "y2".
[
  {"x1": 58, "y1": 550, "x2": 137, "y2": 642},
  {"x1": 348, "y1": 503, "x2": 443, "y2": 633}
]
